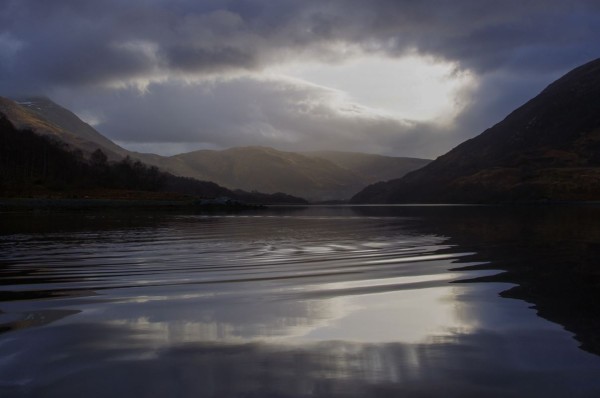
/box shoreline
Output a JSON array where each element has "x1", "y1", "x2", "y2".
[{"x1": 0, "y1": 197, "x2": 266, "y2": 211}]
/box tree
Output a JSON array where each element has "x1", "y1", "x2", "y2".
[{"x1": 90, "y1": 148, "x2": 108, "y2": 167}]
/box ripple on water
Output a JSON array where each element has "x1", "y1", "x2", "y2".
[{"x1": 0, "y1": 217, "x2": 468, "y2": 298}]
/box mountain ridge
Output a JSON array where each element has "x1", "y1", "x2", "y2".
[
  {"x1": 0, "y1": 96, "x2": 430, "y2": 201},
  {"x1": 352, "y1": 57, "x2": 600, "y2": 203},
  {"x1": 0, "y1": 114, "x2": 307, "y2": 204},
  {"x1": 162, "y1": 146, "x2": 429, "y2": 200},
  {"x1": 167, "y1": 146, "x2": 362, "y2": 200},
  {"x1": 305, "y1": 150, "x2": 430, "y2": 182},
  {"x1": 0, "y1": 96, "x2": 129, "y2": 160}
]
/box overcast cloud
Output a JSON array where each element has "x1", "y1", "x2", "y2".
[{"x1": 1, "y1": 0, "x2": 599, "y2": 158}]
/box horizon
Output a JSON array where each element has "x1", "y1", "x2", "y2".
[{"x1": 1, "y1": 1, "x2": 599, "y2": 158}]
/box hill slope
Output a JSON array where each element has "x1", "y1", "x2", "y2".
[
  {"x1": 352, "y1": 57, "x2": 600, "y2": 203},
  {"x1": 0, "y1": 115, "x2": 307, "y2": 204},
  {"x1": 0, "y1": 96, "x2": 429, "y2": 201},
  {"x1": 163, "y1": 147, "x2": 430, "y2": 201},
  {"x1": 0, "y1": 97, "x2": 129, "y2": 160},
  {"x1": 305, "y1": 151, "x2": 430, "y2": 183},
  {"x1": 165, "y1": 147, "x2": 386, "y2": 200}
]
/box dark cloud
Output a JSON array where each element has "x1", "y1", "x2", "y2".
[
  {"x1": 57, "y1": 77, "x2": 439, "y2": 157},
  {"x1": 4, "y1": 0, "x2": 599, "y2": 91},
  {"x1": 162, "y1": 45, "x2": 258, "y2": 72},
  {"x1": 1, "y1": 0, "x2": 599, "y2": 156}
]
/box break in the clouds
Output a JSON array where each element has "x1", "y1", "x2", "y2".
[{"x1": 1, "y1": 1, "x2": 599, "y2": 157}]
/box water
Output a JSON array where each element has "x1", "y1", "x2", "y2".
[{"x1": 1, "y1": 205, "x2": 600, "y2": 397}]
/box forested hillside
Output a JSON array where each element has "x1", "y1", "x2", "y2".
[{"x1": 0, "y1": 116, "x2": 305, "y2": 204}]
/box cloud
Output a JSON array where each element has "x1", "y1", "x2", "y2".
[
  {"x1": 1, "y1": 0, "x2": 599, "y2": 156},
  {"x1": 4, "y1": 0, "x2": 599, "y2": 91},
  {"x1": 57, "y1": 76, "x2": 444, "y2": 157}
]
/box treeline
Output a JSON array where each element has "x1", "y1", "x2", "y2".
[
  {"x1": 0, "y1": 116, "x2": 307, "y2": 203},
  {"x1": 0, "y1": 116, "x2": 164, "y2": 193}
]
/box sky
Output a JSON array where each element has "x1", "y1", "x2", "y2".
[{"x1": 1, "y1": 0, "x2": 599, "y2": 158}]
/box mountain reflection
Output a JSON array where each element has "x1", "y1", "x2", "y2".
[
  {"x1": 353, "y1": 205, "x2": 600, "y2": 356},
  {"x1": 2, "y1": 206, "x2": 600, "y2": 397}
]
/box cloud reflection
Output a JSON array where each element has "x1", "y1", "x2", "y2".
[
  {"x1": 4, "y1": 207, "x2": 600, "y2": 397},
  {"x1": 3, "y1": 320, "x2": 600, "y2": 398}
]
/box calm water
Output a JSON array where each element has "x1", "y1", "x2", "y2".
[{"x1": 1, "y1": 205, "x2": 600, "y2": 397}]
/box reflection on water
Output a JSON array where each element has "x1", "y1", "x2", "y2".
[{"x1": 1, "y1": 206, "x2": 600, "y2": 397}]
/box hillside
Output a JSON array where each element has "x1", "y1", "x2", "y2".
[
  {"x1": 0, "y1": 115, "x2": 306, "y2": 204},
  {"x1": 0, "y1": 96, "x2": 429, "y2": 201},
  {"x1": 306, "y1": 150, "x2": 430, "y2": 183},
  {"x1": 0, "y1": 97, "x2": 129, "y2": 160},
  {"x1": 163, "y1": 147, "x2": 429, "y2": 201},
  {"x1": 168, "y1": 147, "x2": 354, "y2": 200},
  {"x1": 352, "y1": 57, "x2": 600, "y2": 203}
]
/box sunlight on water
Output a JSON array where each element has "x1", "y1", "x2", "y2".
[
  {"x1": 1, "y1": 206, "x2": 600, "y2": 397},
  {"x1": 0, "y1": 213, "x2": 480, "y2": 345}
]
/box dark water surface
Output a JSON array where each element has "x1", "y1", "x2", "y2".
[{"x1": 1, "y1": 205, "x2": 600, "y2": 397}]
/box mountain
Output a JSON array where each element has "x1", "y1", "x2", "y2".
[
  {"x1": 305, "y1": 150, "x2": 430, "y2": 183},
  {"x1": 0, "y1": 96, "x2": 429, "y2": 201},
  {"x1": 352, "y1": 57, "x2": 600, "y2": 203},
  {"x1": 0, "y1": 103, "x2": 306, "y2": 204},
  {"x1": 165, "y1": 146, "x2": 360, "y2": 200},
  {"x1": 0, "y1": 97, "x2": 129, "y2": 160},
  {"x1": 161, "y1": 147, "x2": 430, "y2": 201}
]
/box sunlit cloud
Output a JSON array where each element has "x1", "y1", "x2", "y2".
[
  {"x1": 271, "y1": 55, "x2": 477, "y2": 123},
  {"x1": 2, "y1": 0, "x2": 599, "y2": 157}
]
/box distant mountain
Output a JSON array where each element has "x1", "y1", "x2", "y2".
[
  {"x1": 352, "y1": 57, "x2": 600, "y2": 203},
  {"x1": 0, "y1": 96, "x2": 429, "y2": 201},
  {"x1": 305, "y1": 150, "x2": 430, "y2": 183},
  {"x1": 0, "y1": 105, "x2": 306, "y2": 204},
  {"x1": 162, "y1": 147, "x2": 429, "y2": 201},
  {"x1": 164, "y1": 146, "x2": 359, "y2": 201}
]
